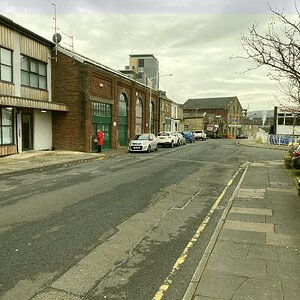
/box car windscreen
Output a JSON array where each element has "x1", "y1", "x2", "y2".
[
  {"x1": 158, "y1": 132, "x2": 170, "y2": 136},
  {"x1": 137, "y1": 134, "x2": 149, "y2": 140}
]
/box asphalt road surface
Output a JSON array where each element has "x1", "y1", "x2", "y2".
[{"x1": 0, "y1": 139, "x2": 284, "y2": 300}]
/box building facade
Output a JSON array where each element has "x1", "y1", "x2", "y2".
[
  {"x1": 273, "y1": 106, "x2": 300, "y2": 136},
  {"x1": 51, "y1": 47, "x2": 160, "y2": 152},
  {"x1": 127, "y1": 54, "x2": 159, "y2": 89},
  {"x1": 0, "y1": 15, "x2": 68, "y2": 156},
  {"x1": 183, "y1": 97, "x2": 243, "y2": 137},
  {"x1": 159, "y1": 92, "x2": 184, "y2": 132}
]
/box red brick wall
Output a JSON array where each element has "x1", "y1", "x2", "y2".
[{"x1": 52, "y1": 52, "x2": 89, "y2": 152}]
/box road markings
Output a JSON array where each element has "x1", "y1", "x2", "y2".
[{"x1": 152, "y1": 166, "x2": 243, "y2": 300}]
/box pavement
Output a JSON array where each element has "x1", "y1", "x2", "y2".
[
  {"x1": 0, "y1": 147, "x2": 128, "y2": 176},
  {"x1": 1, "y1": 140, "x2": 300, "y2": 300},
  {"x1": 183, "y1": 140, "x2": 300, "y2": 300}
]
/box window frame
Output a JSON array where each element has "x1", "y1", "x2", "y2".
[
  {"x1": 0, "y1": 47, "x2": 13, "y2": 83},
  {"x1": 0, "y1": 107, "x2": 14, "y2": 145},
  {"x1": 21, "y1": 56, "x2": 47, "y2": 90}
]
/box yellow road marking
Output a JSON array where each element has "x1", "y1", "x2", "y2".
[{"x1": 152, "y1": 168, "x2": 241, "y2": 300}]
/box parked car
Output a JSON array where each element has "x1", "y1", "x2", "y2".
[
  {"x1": 293, "y1": 145, "x2": 300, "y2": 157},
  {"x1": 292, "y1": 155, "x2": 300, "y2": 169},
  {"x1": 157, "y1": 131, "x2": 178, "y2": 148},
  {"x1": 236, "y1": 134, "x2": 248, "y2": 139},
  {"x1": 193, "y1": 130, "x2": 207, "y2": 141},
  {"x1": 181, "y1": 130, "x2": 195, "y2": 143},
  {"x1": 128, "y1": 133, "x2": 158, "y2": 153},
  {"x1": 173, "y1": 132, "x2": 186, "y2": 145}
]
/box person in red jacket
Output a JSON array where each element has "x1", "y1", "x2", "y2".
[{"x1": 96, "y1": 129, "x2": 103, "y2": 153}]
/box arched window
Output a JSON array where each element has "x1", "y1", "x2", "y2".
[
  {"x1": 135, "y1": 98, "x2": 143, "y2": 135},
  {"x1": 118, "y1": 93, "x2": 128, "y2": 146},
  {"x1": 149, "y1": 101, "x2": 154, "y2": 134}
]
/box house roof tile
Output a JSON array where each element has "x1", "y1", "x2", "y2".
[{"x1": 183, "y1": 97, "x2": 238, "y2": 110}]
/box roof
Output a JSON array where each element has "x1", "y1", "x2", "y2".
[
  {"x1": 183, "y1": 97, "x2": 239, "y2": 110},
  {"x1": 58, "y1": 46, "x2": 149, "y2": 88},
  {"x1": 129, "y1": 54, "x2": 156, "y2": 59},
  {"x1": 0, "y1": 14, "x2": 54, "y2": 47}
]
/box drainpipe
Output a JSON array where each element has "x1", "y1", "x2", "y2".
[{"x1": 15, "y1": 108, "x2": 21, "y2": 153}]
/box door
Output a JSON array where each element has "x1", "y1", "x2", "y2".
[
  {"x1": 92, "y1": 102, "x2": 112, "y2": 152},
  {"x1": 118, "y1": 93, "x2": 128, "y2": 146},
  {"x1": 22, "y1": 113, "x2": 33, "y2": 151}
]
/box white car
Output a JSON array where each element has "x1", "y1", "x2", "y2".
[
  {"x1": 128, "y1": 134, "x2": 158, "y2": 153},
  {"x1": 194, "y1": 130, "x2": 207, "y2": 141},
  {"x1": 157, "y1": 131, "x2": 178, "y2": 148}
]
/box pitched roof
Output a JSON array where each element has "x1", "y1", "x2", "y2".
[
  {"x1": 57, "y1": 46, "x2": 149, "y2": 88},
  {"x1": 183, "y1": 97, "x2": 238, "y2": 110}
]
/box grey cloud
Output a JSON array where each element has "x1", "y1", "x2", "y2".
[
  {"x1": 4, "y1": 0, "x2": 293, "y2": 110},
  {"x1": 1, "y1": 0, "x2": 297, "y2": 14}
]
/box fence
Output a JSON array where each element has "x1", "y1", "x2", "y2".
[{"x1": 268, "y1": 134, "x2": 300, "y2": 145}]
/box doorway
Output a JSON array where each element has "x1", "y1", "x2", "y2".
[{"x1": 22, "y1": 113, "x2": 33, "y2": 151}]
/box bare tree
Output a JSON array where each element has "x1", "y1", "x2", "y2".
[{"x1": 239, "y1": 3, "x2": 300, "y2": 106}]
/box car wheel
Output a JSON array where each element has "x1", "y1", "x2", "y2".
[
  {"x1": 147, "y1": 146, "x2": 151, "y2": 153},
  {"x1": 170, "y1": 141, "x2": 174, "y2": 148}
]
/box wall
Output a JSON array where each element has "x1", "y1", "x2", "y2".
[
  {"x1": 52, "y1": 52, "x2": 84, "y2": 151},
  {"x1": 183, "y1": 118, "x2": 204, "y2": 131}
]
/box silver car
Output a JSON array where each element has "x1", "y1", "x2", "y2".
[{"x1": 128, "y1": 134, "x2": 159, "y2": 153}]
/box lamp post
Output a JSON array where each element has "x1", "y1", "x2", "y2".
[{"x1": 148, "y1": 74, "x2": 173, "y2": 133}]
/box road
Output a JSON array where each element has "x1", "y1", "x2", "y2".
[{"x1": 0, "y1": 139, "x2": 284, "y2": 300}]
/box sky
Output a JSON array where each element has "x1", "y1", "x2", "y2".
[{"x1": 2, "y1": 0, "x2": 298, "y2": 111}]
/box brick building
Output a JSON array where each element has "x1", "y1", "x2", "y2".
[
  {"x1": 52, "y1": 47, "x2": 160, "y2": 152},
  {"x1": 183, "y1": 97, "x2": 243, "y2": 137}
]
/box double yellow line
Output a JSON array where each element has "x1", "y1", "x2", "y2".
[{"x1": 152, "y1": 167, "x2": 242, "y2": 300}]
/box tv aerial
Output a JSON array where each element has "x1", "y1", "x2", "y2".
[{"x1": 48, "y1": 0, "x2": 62, "y2": 60}]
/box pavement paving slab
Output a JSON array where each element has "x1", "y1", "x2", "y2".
[
  {"x1": 194, "y1": 270, "x2": 247, "y2": 299},
  {"x1": 218, "y1": 228, "x2": 267, "y2": 245},
  {"x1": 205, "y1": 254, "x2": 267, "y2": 278}
]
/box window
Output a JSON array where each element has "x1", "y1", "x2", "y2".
[
  {"x1": 149, "y1": 102, "x2": 154, "y2": 134},
  {"x1": 138, "y1": 59, "x2": 144, "y2": 67},
  {"x1": 0, "y1": 107, "x2": 13, "y2": 145},
  {"x1": 21, "y1": 56, "x2": 47, "y2": 89},
  {"x1": 277, "y1": 113, "x2": 284, "y2": 125},
  {"x1": 135, "y1": 98, "x2": 143, "y2": 135},
  {"x1": 92, "y1": 101, "x2": 111, "y2": 117},
  {"x1": 285, "y1": 114, "x2": 294, "y2": 125},
  {"x1": 0, "y1": 47, "x2": 12, "y2": 83}
]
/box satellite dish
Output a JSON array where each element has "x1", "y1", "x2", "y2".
[{"x1": 52, "y1": 33, "x2": 62, "y2": 44}]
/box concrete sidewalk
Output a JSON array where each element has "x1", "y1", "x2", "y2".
[
  {"x1": 0, "y1": 148, "x2": 127, "y2": 176},
  {"x1": 183, "y1": 161, "x2": 300, "y2": 300}
]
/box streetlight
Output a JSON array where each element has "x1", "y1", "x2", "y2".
[{"x1": 148, "y1": 74, "x2": 173, "y2": 133}]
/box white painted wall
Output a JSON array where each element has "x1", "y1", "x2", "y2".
[
  {"x1": 33, "y1": 110, "x2": 52, "y2": 150},
  {"x1": 276, "y1": 125, "x2": 300, "y2": 135}
]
